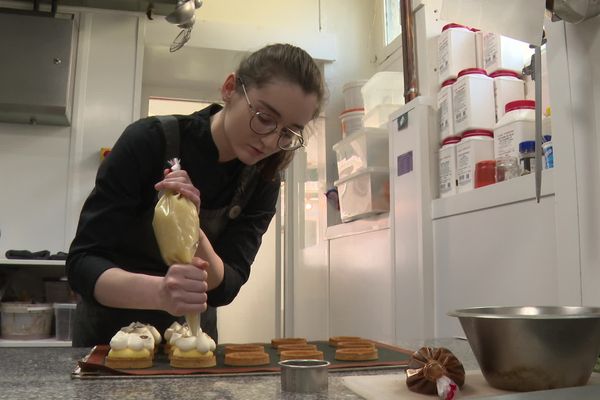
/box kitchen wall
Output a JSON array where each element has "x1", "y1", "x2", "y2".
[
  {"x1": 0, "y1": 0, "x2": 381, "y2": 343},
  {"x1": 0, "y1": 2, "x2": 309, "y2": 253},
  {"x1": 415, "y1": 6, "x2": 600, "y2": 338},
  {"x1": 0, "y1": 9, "x2": 143, "y2": 255},
  {"x1": 548, "y1": 16, "x2": 600, "y2": 307}
]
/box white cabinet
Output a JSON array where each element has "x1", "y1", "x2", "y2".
[
  {"x1": 329, "y1": 225, "x2": 395, "y2": 344},
  {"x1": 432, "y1": 171, "x2": 561, "y2": 337}
]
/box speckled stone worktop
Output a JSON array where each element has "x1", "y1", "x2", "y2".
[{"x1": 0, "y1": 338, "x2": 477, "y2": 400}]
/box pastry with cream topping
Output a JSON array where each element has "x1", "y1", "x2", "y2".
[
  {"x1": 105, "y1": 329, "x2": 154, "y2": 369},
  {"x1": 120, "y1": 322, "x2": 162, "y2": 355},
  {"x1": 163, "y1": 321, "x2": 189, "y2": 356},
  {"x1": 169, "y1": 328, "x2": 217, "y2": 368}
]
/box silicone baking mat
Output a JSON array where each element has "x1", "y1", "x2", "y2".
[{"x1": 73, "y1": 340, "x2": 413, "y2": 379}]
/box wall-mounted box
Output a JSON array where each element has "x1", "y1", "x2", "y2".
[{"x1": 0, "y1": 13, "x2": 76, "y2": 126}]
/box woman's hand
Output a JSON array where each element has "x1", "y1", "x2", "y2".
[
  {"x1": 154, "y1": 168, "x2": 201, "y2": 211},
  {"x1": 158, "y1": 257, "x2": 210, "y2": 316}
]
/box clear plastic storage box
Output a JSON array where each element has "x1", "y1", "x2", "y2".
[
  {"x1": 363, "y1": 104, "x2": 402, "y2": 128},
  {"x1": 334, "y1": 167, "x2": 390, "y2": 222},
  {"x1": 333, "y1": 127, "x2": 389, "y2": 180},
  {"x1": 361, "y1": 72, "x2": 404, "y2": 115},
  {"x1": 54, "y1": 303, "x2": 76, "y2": 341},
  {"x1": 1, "y1": 302, "x2": 53, "y2": 340}
]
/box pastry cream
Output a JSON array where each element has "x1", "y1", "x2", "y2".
[
  {"x1": 173, "y1": 331, "x2": 216, "y2": 354},
  {"x1": 165, "y1": 321, "x2": 188, "y2": 342},
  {"x1": 170, "y1": 328, "x2": 217, "y2": 368},
  {"x1": 121, "y1": 322, "x2": 162, "y2": 347},
  {"x1": 152, "y1": 190, "x2": 200, "y2": 265},
  {"x1": 107, "y1": 347, "x2": 152, "y2": 359}
]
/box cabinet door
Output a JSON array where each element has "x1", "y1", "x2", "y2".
[{"x1": 329, "y1": 228, "x2": 394, "y2": 343}]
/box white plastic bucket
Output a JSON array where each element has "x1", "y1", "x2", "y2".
[
  {"x1": 342, "y1": 80, "x2": 367, "y2": 110},
  {"x1": 339, "y1": 108, "x2": 365, "y2": 138},
  {"x1": 490, "y1": 70, "x2": 525, "y2": 121},
  {"x1": 493, "y1": 100, "x2": 535, "y2": 161},
  {"x1": 456, "y1": 130, "x2": 495, "y2": 193},
  {"x1": 453, "y1": 68, "x2": 495, "y2": 135},
  {"x1": 483, "y1": 32, "x2": 531, "y2": 75},
  {"x1": 438, "y1": 23, "x2": 477, "y2": 84},
  {"x1": 438, "y1": 78, "x2": 456, "y2": 142},
  {"x1": 439, "y1": 136, "x2": 461, "y2": 198}
]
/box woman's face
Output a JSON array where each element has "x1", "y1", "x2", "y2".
[{"x1": 219, "y1": 76, "x2": 319, "y2": 165}]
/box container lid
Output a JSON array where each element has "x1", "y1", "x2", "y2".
[
  {"x1": 457, "y1": 68, "x2": 488, "y2": 78},
  {"x1": 332, "y1": 127, "x2": 388, "y2": 150},
  {"x1": 339, "y1": 108, "x2": 365, "y2": 117},
  {"x1": 519, "y1": 140, "x2": 536, "y2": 153},
  {"x1": 441, "y1": 136, "x2": 461, "y2": 146},
  {"x1": 442, "y1": 23, "x2": 469, "y2": 32},
  {"x1": 1, "y1": 302, "x2": 53, "y2": 312},
  {"x1": 333, "y1": 166, "x2": 389, "y2": 186},
  {"x1": 489, "y1": 70, "x2": 521, "y2": 79},
  {"x1": 343, "y1": 80, "x2": 368, "y2": 91},
  {"x1": 461, "y1": 129, "x2": 493, "y2": 139},
  {"x1": 506, "y1": 100, "x2": 535, "y2": 113},
  {"x1": 476, "y1": 160, "x2": 496, "y2": 167},
  {"x1": 53, "y1": 303, "x2": 77, "y2": 309},
  {"x1": 441, "y1": 79, "x2": 456, "y2": 88}
]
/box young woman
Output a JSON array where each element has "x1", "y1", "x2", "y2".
[{"x1": 66, "y1": 43, "x2": 325, "y2": 347}]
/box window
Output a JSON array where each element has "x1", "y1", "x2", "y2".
[{"x1": 384, "y1": 0, "x2": 401, "y2": 45}]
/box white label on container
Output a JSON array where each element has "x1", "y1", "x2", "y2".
[
  {"x1": 453, "y1": 82, "x2": 467, "y2": 124},
  {"x1": 483, "y1": 33, "x2": 498, "y2": 70},
  {"x1": 438, "y1": 34, "x2": 449, "y2": 75},
  {"x1": 456, "y1": 145, "x2": 473, "y2": 188},
  {"x1": 439, "y1": 147, "x2": 456, "y2": 196},
  {"x1": 439, "y1": 97, "x2": 450, "y2": 137},
  {"x1": 494, "y1": 128, "x2": 517, "y2": 160}
]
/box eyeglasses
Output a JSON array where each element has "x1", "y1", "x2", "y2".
[{"x1": 239, "y1": 80, "x2": 305, "y2": 151}]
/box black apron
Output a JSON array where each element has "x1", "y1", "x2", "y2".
[{"x1": 72, "y1": 115, "x2": 260, "y2": 347}]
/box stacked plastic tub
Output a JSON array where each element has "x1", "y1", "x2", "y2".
[
  {"x1": 339, "y1": 80, "x2": 366, "y2": 138},
  {"x1": 333, "y1": 75, "x2": 398, "y2": 222}
]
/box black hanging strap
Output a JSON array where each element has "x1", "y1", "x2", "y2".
[{"x1": 156, "y1": 115, "x2": 180, "y2": 163}]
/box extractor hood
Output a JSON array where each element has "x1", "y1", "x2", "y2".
[
  {"x1": 0, "y1": 13, "x2": 76, "y2": 126},
  {"x1": 5, "y1": 0, "x2": 177, "y2": 15}
]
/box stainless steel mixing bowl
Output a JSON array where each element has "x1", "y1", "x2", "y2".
[{"x1": 449, "y1": 306, "x2": 600, "y2": 391}]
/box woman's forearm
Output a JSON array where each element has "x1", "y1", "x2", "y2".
[{"x1": 94, "y1": 268, "x2": 164, "y2": 310}]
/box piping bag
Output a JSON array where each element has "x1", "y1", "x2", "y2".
[{"x1": 152, "y1": 158, "x2": 201, "y2": 336}]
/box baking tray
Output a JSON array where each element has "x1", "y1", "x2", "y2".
[{"x1": 72, "y1": 340, "x2": 413, "y2": 379}]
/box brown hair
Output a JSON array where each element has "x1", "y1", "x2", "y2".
[{"x1": 235, "y1": 43, "x2": 325, "y2": 180}]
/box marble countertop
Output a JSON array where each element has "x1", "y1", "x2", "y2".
[{"x1": 0, "y1": 338, "x2": 478, "y2": 400}]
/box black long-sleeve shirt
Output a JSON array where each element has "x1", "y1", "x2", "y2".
[{"x1": 66, "y1": 104, "x2": 279, "y2": 309}]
